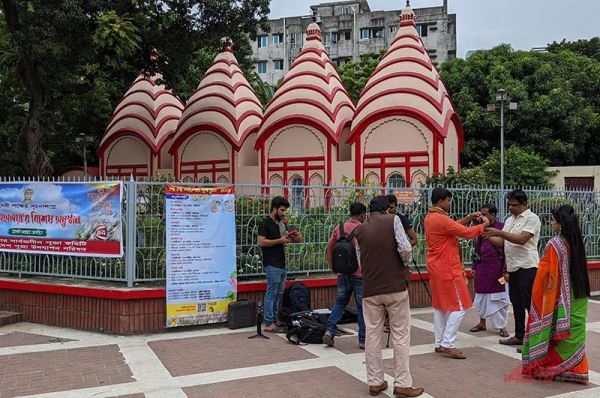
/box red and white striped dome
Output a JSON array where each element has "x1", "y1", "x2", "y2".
[
  {"x1": 349, "y1": 1, "x2": 462, "y2": 142},
  {"x1": 100, "y1": 73, "x2": 184, "y2": 154},
  {"x1": 172, "y1": 39, "x2": 263, "y2": 150},
  {"x1": 255, "y1": 22, "x2": 355, "y2": 148}
]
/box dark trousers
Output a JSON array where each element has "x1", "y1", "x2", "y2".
[{"x1": 508, "y1": 267, "x2": 537, "y2": 340}]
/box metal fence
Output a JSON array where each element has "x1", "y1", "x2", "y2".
[{"x1": 1, "y1": 176, "x2": 599, "y2": 285}]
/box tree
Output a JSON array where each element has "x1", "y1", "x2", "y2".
[
  {"x1": 0, "y1": 1, "x2": 270, "y2": 176},
  {"x1": 337, "y1": 51, "x2": 383, "y2": 104},
  {"x1": 439, "y1": 43, "x2": 600, "y2": 167},
  {"x1": 426, "y1": 146, "x2": 557, "y2": 188}
]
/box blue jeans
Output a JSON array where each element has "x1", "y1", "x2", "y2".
[
  {"x1": 326, "y1": 275, "x2": 365, "y2": 343},
  {"x1": 264, "y1": 265, "x2": 287, "y2": 325}
]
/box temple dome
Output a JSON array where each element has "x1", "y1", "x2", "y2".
[
  {"x1": 255, "y1": 20, "x2": 355, "y2": 148},
  {"x1": 349, "y1": 1, "x2": 461, "y2": 143},
  {"x1": 171, "y1": 38, "x2": 263, "y2": 150},
  {"x1": 100, "y1": 73, "x2": 184, "y2": 154}
]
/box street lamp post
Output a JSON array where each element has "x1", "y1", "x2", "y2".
[
  {"x1": 496, "y1": 89, "x2": 507, "y2": 195},
  {"x1": 75, "y1": 133, "x2": 94, "y2": 177}
]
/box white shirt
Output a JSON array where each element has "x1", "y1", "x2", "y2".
[{"x1": 503, "y1": 209, "x2": 541, "y2": 272}]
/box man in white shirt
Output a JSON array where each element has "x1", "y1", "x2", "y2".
[{"x1": 485, "y1": 189, "x2": 541, "y2": 345}]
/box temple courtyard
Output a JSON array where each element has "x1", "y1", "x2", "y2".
[{"x1": 2, "y1": 301, "x2": 600, "y2": 398}]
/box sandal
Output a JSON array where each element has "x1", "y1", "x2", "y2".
[
  {"x1": 468, "y1": 325, "x2": 486, "y2": 332},
  {"x1": 499, "y1": 329, "x2": 510, "y2": 337}
]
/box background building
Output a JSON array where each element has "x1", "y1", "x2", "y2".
[{"x1": 251, "y1": 0, "x2": 456, "y2": 85}]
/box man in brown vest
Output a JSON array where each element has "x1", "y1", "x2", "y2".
[{"x1": 354, "y1": 196, "x2": 424, "y2": 397}]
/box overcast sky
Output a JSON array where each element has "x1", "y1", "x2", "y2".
[{"x1": 269, "y1": 0, "x2": 600, "y2": 58}]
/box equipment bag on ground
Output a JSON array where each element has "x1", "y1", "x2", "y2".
[
  {"x1": 279, "y1": 282, "x2": 311, "y2": 323},
  {"x1": 286, "y1": 311, "x2": 327, "y2": 345}
]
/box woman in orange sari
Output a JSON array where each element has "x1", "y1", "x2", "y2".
[{"x1": 521, "y1": 205, "x2": 590, "y2": 384}]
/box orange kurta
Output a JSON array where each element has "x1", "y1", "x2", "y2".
[{"x1": 424, "y1": 210, "x2": 485, "y2": 312}]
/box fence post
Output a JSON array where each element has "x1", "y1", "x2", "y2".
[{"x1": 125, "y1": 177, "x2": 137, "y2": 287}]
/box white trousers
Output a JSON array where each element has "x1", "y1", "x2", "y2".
[{"x1": 433, "y1": 309, "x2": 466, "y2": 349}]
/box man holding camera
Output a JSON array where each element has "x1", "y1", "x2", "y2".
[
  {"x1": 257, "y1": 196, "x2": 302, "y2": 333},
  {"x1": 425, "y1": 188, "x2": 489, "y2": 359}
]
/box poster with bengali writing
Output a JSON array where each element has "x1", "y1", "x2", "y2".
[
  {"x1": 0, "y1": 181, "x2": 123, "y2": 257},
  {"x1": 165, "y1": 184, "x2": 237, "y2": 327}
]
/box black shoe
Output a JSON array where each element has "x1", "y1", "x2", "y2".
[{"x1": 499, "y1": 336, "x2": 523, "y2": 345}]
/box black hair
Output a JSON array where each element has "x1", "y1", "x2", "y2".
[
  {"x1": 349, "y1": 202, "x2": 367, "y2": 217},
  {"x1": 431, "y1": 187, "x2": 452, "y2": 205},
  {"x1": 270, "y1": 196, "x2": 290, "y2": 211},
  {"x1": 385, "y1": 194, "x2": 398, "y2": 206},
  {"x1": 480, "y1": 203, "x2": 498, "y2": 215},
  {"x1": 369, "y1": 196, "x2": 390, "y2": 213},
  {"x1": 551, "y1": 205, "x2": 590, "y2": 299},
  {"x1": 506, "y1": 189, "x2": 528, "y2": 205}
]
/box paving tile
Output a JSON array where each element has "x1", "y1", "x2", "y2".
[
  {"x1": 585, "y1": 302, "x2": 600, "y2": 322},
  {"x1": 0, "y1": 332, "x2": 75, "y2": 348},
  {"x1": 148, "y1": 331, "x2": 317, "y2": 377},
  {"x1": 585, "y1": 331, "x2": 600, "y2": 373},
  {"x1": 384, "y1": 347, "x2": 594, "y2": 398},
  {"x1": 183, "y1": 366, "x2": 373, "y2": 398},
  {"x1": 109, "y1": 394, "x2": 145, "y2": 398},
  {"x1": 413, "y1": 309, "x2": 516, "y2": 338},
  {"x1": 330, "y1": 326, "x2": 435, "y2": 354},
  {"x1": 0, "y1": 344, "x2": 134, "y2": 398}
]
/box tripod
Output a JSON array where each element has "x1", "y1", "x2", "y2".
[
  {"x1": 385, "y1": 260, "x2": 432, "y2": 348},
  {"x1": 248, "y1": 303, "x2": 270, "y2": 339}
]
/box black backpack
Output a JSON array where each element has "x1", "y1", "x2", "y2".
[
  {"x1": 331, "y1": 223, "x2": 359, "y2": 275},
  {"x1": 279, "y1": 283, "x2": 311, "y2": 322},
  {"x1": 286, "y1": 311, "x2": 327, "y2": 344}
]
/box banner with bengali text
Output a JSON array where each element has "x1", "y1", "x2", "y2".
[
  {"x1": 0, "y1": 182, "x2": 123, "y2": 257},
  {"x1": 165, "y1": 184, "x2": 237, "y2": 327}
]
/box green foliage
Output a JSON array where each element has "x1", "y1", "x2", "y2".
[
  {"x1": 337, "y1": 51, "x2": 384, "y2": 104},
  {"x1": 426, "y1": 146, "x2": 556, "y2": 188},
  {"x1": 0, "y1": 1, "x2": 271, "y2": 175},
  {"x1": 439, "y1": 42, "x2": 600, "y2": 167}
]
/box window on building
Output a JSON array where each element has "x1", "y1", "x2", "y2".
[
  {"x1": 290, "y1": 32, "x2": 303, "y2": 48},
  {"x1": 341, "y1": 6, "x2": 351, "y2": 15},
  {"x1": 390, "y1": 25, "x2": 397, "y2": 33},
  {"x1": 360, "y1": 28, "x2": 370, "y2": 39},
  {"x1": 273, "y1": 59, "x2": 284, "y2": 70},
  {"x1": 324, "y1": 32, "x2": 339, "y2": 45},
  {"x1": 387, "y1": 174, "x2": 406, "y2": 192},
  {"x1": 343, "y1": 30, "x2": 351, "y2": 40},
  {"x1": 371, "y1": 18, "x2": 384, "y2": 26},
  {"x1": 258, "y1": 35, "x2": 268, "y2": 48},
  {"x1": 256, "y1": 61, "x2": 267, "y2": 74},
  {"x1": 416, "y1": 24, "x2": 428, "y2": 37},
  {"x1": 272, "y1": 33, "x2": 283, "y2": 45},
  {"x1": 291, "y1": 177, "x2": 304, "y2": 211},
  {"x1": 372, "y1": 27, "x2": 384, "y2": 38}
]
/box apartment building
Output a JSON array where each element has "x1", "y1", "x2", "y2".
[{"x1": 252, "y1": 0, "x2": 456, "y2": 85}]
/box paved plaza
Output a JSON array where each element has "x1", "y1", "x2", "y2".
[{"x1": 2, "y1": 301, "x2": 600, "y2": 398}]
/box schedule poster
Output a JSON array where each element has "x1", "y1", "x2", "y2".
[{"x1": 165, "y1": 184, "x2": 237, "y2": 327}]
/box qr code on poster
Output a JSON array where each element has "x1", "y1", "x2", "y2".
[{"x1": 198, "y1": 303, "x2": 207, "y2": 313}]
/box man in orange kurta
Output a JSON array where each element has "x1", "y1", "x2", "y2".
[{"x1": 424, "y1": 188, "x2": 489, "y2": 359}]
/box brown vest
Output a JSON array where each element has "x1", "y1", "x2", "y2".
[{"x1": 354, "y1": 212, "x2": 410, "y2": 298}]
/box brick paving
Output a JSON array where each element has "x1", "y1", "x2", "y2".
[
  {"x1": 148, "y1": 331, "x2": 317, "y2": 377},
  {"x1": 0, "y1": 332, "x2": 74, "y2": 348},
  {"x1": 0, "y1": 344, "x2": 134, "y2": 398},
  {"x1": 182, "y1": 367, "x2": 375, "y2": 398},
  {"x1": 2, "y1": 304, "x2": 600, "y2": 397},
  {"x1": 385, "y1": 347, "x2": 595, "y2": 398}
]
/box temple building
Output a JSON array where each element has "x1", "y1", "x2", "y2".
[
  {"x1": 98, "y1": 60, "x2": 184, "y2": 178},
  {"x1": 97, "y1": 3, "x2": 462, "y2": 191},
  {"x1": 349, "y1": 1, "x2": 462, "y2": 188},
  {"x1": 170, "y1": 38, "x2": 263, "y2": 184},
  {"x1": 255, "y1": 20, "x2": 355, "y2": 204}
]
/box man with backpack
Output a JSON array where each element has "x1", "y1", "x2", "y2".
[
  {"x1": 258, "y1": 196, "x2": 302, "y2": 333},
  {"x1": 322, "y1": 202, "x2": 367, "y2": 349},
  {"x1": 354, "y1": 196, "x2": 424, "y2": 397}
]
